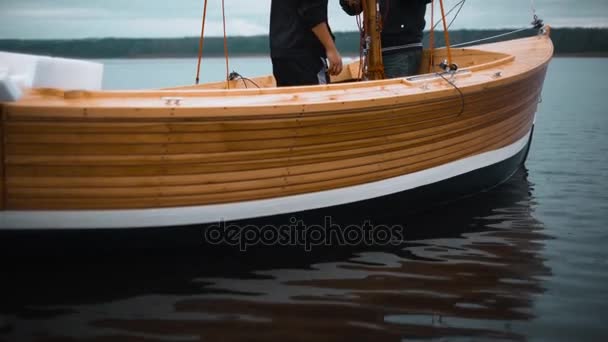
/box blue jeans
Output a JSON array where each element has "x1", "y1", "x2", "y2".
[{"x1": 383, "y1": 48, "x2": 423, "y2": 78}]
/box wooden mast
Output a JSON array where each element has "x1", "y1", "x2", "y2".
[{"x1": 363, "y1": 0, "x2": 385, "y2": 80}]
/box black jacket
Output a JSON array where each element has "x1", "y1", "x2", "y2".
[
  {"x1": 340, "y1": 0, "x2": 430, "y2": 48},
  {"x1": 270, "y1": 0, "x2": 332, "y2": 59}
]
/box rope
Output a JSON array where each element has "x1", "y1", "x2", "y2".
[
  {"x1": 436, "y1": 72, "x2": 465, "y2": 117},
  {"x1": 359, "y1": 0, "x2": 370, "y2": 80},
  {"x1": 228, "y1": 71, "x2": 260, "y2": 89},
  {"x1": 438, "y1": 0, "x2": 453, "y2": 66},
  {"x1": 356, "y1": 10, "x2": 364, "y2": 79},
  {"x1": 433, "y1": 0, "x2": 541, "y2": 49},
  {"x1": 449, "y1": 27, "x2": 533, "y2": 48},
  {"x1": 432, "y1": 0, "x2": 539, "y2": 119},
  {"x1": 428, "y1": 0, "x2": 435, "y2": 73},
  {"x1": 425, "y1": 0, "x2": 466, "y2": 37},
  {"x1": 221, "y1": 0, "x2": 230, "y2": 89},
  {"x1": 195, "y1": 0, "x2": 209, "y2": 85},
  {"x1": 447, "y1": 0, "x2": 466, "y2": 30},
  {"x1": 357, "y1": 0, "x2": 386, "y2": 80}
]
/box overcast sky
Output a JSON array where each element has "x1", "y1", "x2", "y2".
[{"x1": 0, "y1": 0, "x2": 607, "y2": 39}]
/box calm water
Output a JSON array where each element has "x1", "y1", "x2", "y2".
[
  {"x1": 1, "y1": 58, "x2": 607, "y2": 341},
  {"x1": 99, "y1": 57, "x2": 272, "y2": 90}
]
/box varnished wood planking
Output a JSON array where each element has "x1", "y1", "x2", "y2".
[
  {"x1": 7, "y1": 100, "x2": 533, "y2": 203},
  {"x1": 6, "y1": 90, "x2": 537, "y2": 169},
  {"x1": 3, "y1": 84, "x2": 508, "y2": 136},
  {"x1": 5, "y1": 88, "x2": 540, "y2": 180},
  {"x1": 5, "y1": 71, "x2": 542, "y2": 155},
  {"x1": 5, "y1": 47, "x2": 550, "y2": 121},
  {"x1": 7, "y1": 118, "x2": 533, "y2": 210},
  {"x1": 8, "y1": 109, "x2": 533, "y2": 202},
  {"x1": 1, "y1": 35, "x2": 553, "y2": 210},
  {"x1": 5, "y1": 78, "x2": 537, "y2": 145},
  {"x1": 5, "y1": 74, "x2": 542, "y2": 163},
  {"x1": 7, "y1": 97, "x2": 536, "y2": 190},
  {"x1": 4, "y1": 73, "x2": 540, "y2": 194},
  {"x1": 7, "y1": 99, "x2": 536, "y2": 192},
  {"x1": 6, "y1": 62, "x2": 543, "y2": 125}
]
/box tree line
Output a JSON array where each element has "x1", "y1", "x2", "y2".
[{"x1": 0, "y1": 28, "x2": 606, "y2": 59}]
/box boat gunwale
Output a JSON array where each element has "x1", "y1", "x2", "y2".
[{"x1": 2, "y1": 35, "x2": 554, "y2": 122}]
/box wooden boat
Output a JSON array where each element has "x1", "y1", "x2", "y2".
[{"x1": 0, "y1": 26, "x2": 553, "y2": 230}]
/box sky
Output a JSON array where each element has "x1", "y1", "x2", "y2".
[{"x1": 0, "y1": 0, "x2": 607, "y2": 39}]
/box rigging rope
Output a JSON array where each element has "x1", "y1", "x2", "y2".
[
  {"x1": 355, "y1": 0, "x2": 543, "y2": 78},
  {"x1": 426, "y1": 0, "x2": 466, "y2": 35},
  {"x1": 427, "y1": 1, "x2": 543, "y2": 61},
  {"x1": 438, "y1": 0, "x2": 453, "y2": 67},
  {"x1": 195, "y1": 0, "x2": 231, "y2": 88},
  {"x1": 356, "y1": 0, "x2": 467, "y2": 77},
  {"x1": 449, "y1": 27, "x2": 534, "y2": 48},
  {"x1": 358, "y1": 0, "x2": 371, "y2": 80},
  {"x1": 362, "y1": 0, "x2": 371, "y2": 79},
  {"x1": 446, "y1": 0, "x2": 466, "y2": 30},
  {"x1": 436, "y1": 72, "x2": 465, "y2": 117},
  {"x1": 195, "y1": 0, "x2": 209, "y2": 85},
  {"x1": 228, "y1": 71, "x2": 260, "y2": 89},
  {"x1": 221, "y1": 0, "x2": 230, "y2": 89},
  {"x1": 429, "y1": 0, "x2": 544, "y2": 119},
  {"x1": 356, "y1": 2, "x2": 365, "y2": 79},
  {"x1": 355, "y1": 0, "x2": 394, "y2": 80},
  {"x1": 428, "y1": 0, "x2": 435, "y2": 73},
  {"x1": 427, "y1": 0, "x2": 466, "y2": 72}
]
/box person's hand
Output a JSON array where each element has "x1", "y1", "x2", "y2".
[{"x1": 326, "y1": 48, "x2": 343, "y2": 76}]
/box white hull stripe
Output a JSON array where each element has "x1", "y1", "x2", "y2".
[{"x1": 0, "y1": 130, "x2": 531, "y2": 230}]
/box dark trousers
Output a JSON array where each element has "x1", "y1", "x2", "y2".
[
  {"x1": 383, "y1": 47, "x2": 423, "y2": 78},
  {"x1": 272, "y1": 55, "x2": 328, "y2": 87}
]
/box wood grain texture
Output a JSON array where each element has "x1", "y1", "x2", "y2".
[{"x1": 0, "y1": 35, "x2": 553, "y2": 210}]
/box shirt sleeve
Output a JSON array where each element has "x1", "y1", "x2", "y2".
[{"x1": 297, "y1": 0, "x2": 329, "y2": 29}]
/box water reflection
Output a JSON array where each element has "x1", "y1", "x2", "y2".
[{"x1": 1, "y1": 169, "x2": 550, "y2": 341}]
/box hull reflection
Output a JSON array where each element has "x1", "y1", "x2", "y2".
[{"x1": 1, "y1": 169, "x2": 550, "y2": 341}]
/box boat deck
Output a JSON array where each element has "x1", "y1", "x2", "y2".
[{"x1": 4, "y1": 35, "x2": 553, "y2": 120}]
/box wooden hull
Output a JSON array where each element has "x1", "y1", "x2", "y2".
[
  {"x1": 0, "y1": 136, "x2": 533, "y2": 251},
  {"x1": 0, "y1": 34, "x2": 553, "y2": 229}
]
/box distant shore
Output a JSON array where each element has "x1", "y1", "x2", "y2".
[{"x1": 1, "y1": 28, "x2": 607, "y2": 59}]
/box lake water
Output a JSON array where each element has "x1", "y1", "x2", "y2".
[
  {"x1": 1, "y1": 57, "x2": 607, "y2": 341},
  {"x1": 99, "y1": 57, "x2": 272, "y2": 90}
]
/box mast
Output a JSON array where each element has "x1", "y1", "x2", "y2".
[{"x1": 363, "y1": 0, "x2": 384, "y2": 80}]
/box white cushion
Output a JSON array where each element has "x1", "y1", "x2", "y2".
[
  {"x1": 0, "y1": 72, "x2": 23, "y2": 102},
  {"x1": 33, "y1": 56, "x2": 103, "y2": 90},
  {"x1": 0, "y1": 51, "x2": 104, "y2": 91},
  {"x1": 0, "y1": 51, "x2": 39, "y2": 88}
]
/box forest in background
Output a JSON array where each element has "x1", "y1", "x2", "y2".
[{"x1": 1, "y1": 28, "x2": 606, "y2": 59}]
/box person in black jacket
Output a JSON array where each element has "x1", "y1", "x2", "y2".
[
  {"x1": 340, "y1": 0, "x2": 431, "y2": 78},
  {"x1": 270, "y1": 0, "x2": 343, "y2": 87}
]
